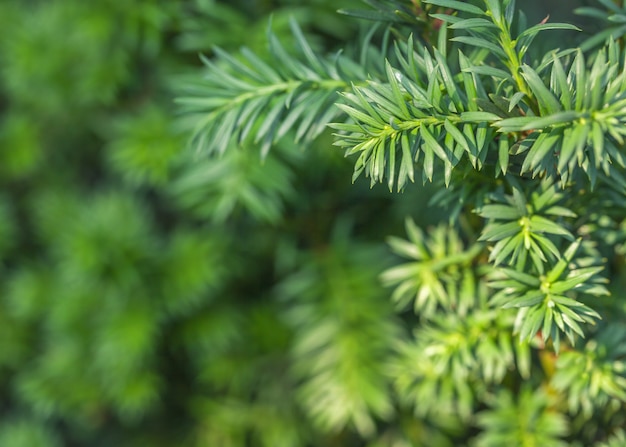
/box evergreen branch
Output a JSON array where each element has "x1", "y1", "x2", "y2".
[
  {"x1": 168, "y1": 145, "x2": 297, "y2": 223},
  {"x1": 332, "y1": 38, "x2": 502, "y2": 191},
  {"x1": 475, "y1": 180, "x2": 576, "y2": 272},
  {"x1": 390, "y1": 305, "x2": 528, "y2": 420},
  {"x1": 177, "y1": 20, "x2": 366, "y2": 158},
  {"x1": 551, "y1": 323, "x2": 626, "y2": 417},
  {"x1": 336, "y1": 27, "x2": 626, "y2": 193},
  {"x1": 382, "y1": 219, "x2": 484, "y2": 317},
  {"x1": 475, "y1": 388, "x2": 569, "y2": 447},
  {"x1": 489, "y1": 239, "x2": 608, "y2": 351},
  {"x1": 277, "y1": 242, "x2": 401, "y2": 437},
  {"x1": 427, "y1": 0, "x2": 580, "y2": 114},
  {"x1": 494, "y1": 46, "x2": 626, "y2": 187}
]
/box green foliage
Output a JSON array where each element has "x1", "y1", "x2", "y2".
[
  {"x1": 1, "y1": 1, "x2": 130, "y2": 114},
  {"x1": 382, "y1": 219, "x2": 483, "y2": 316},
  {"x1": 176, "y1": 0, "x2": 626, "y2": 444},
  {"x1": 277, "y1": 236, "x2": 400, "y2": 436},
  {"x1": 474, "y1": 387, "x2": 569, "y2": 447},
  {"x1": 169, "y1": 143, "x2": 298, "y2": 223},
  {"x1": 106, "y1": 105, "x2": 185, "y2": 187},
  {"x1": 0, "y1": 419, "x2": 61, "y2": 447},
  {"x1": 551, "y1": 324, "x2": 626, "y2": 417},
  {"x1": 596, "y1": 429, "x2": 626, "y2": 447},
  {"x1": 3, "y1": 0, "x2": 626, "y2": 446},
  {"x1": 475, "y1": 180, "x2": 575, "y2": 269},
  {"x1": 177, "y1": 19, "x2": 366, "y2": 157}
]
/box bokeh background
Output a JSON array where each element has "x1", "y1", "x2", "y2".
[{"x1": 0, "y1": 0, "x2": 592, "y2": 446}]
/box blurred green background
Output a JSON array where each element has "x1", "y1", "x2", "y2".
[{"x1": 0, "y1": 0, "x2": 589, "y2": 446}]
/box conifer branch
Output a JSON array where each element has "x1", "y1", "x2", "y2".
[{"x1": 177, "y1": 20, "x2": 368, "y2": 158}]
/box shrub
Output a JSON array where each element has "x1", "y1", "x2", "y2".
[
  {"x1": 2, "y1": 0, "x2": 626, "y2": 445},
  {"x1": 178, "y1": 0, "x2": 626, "y2": 444}
]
